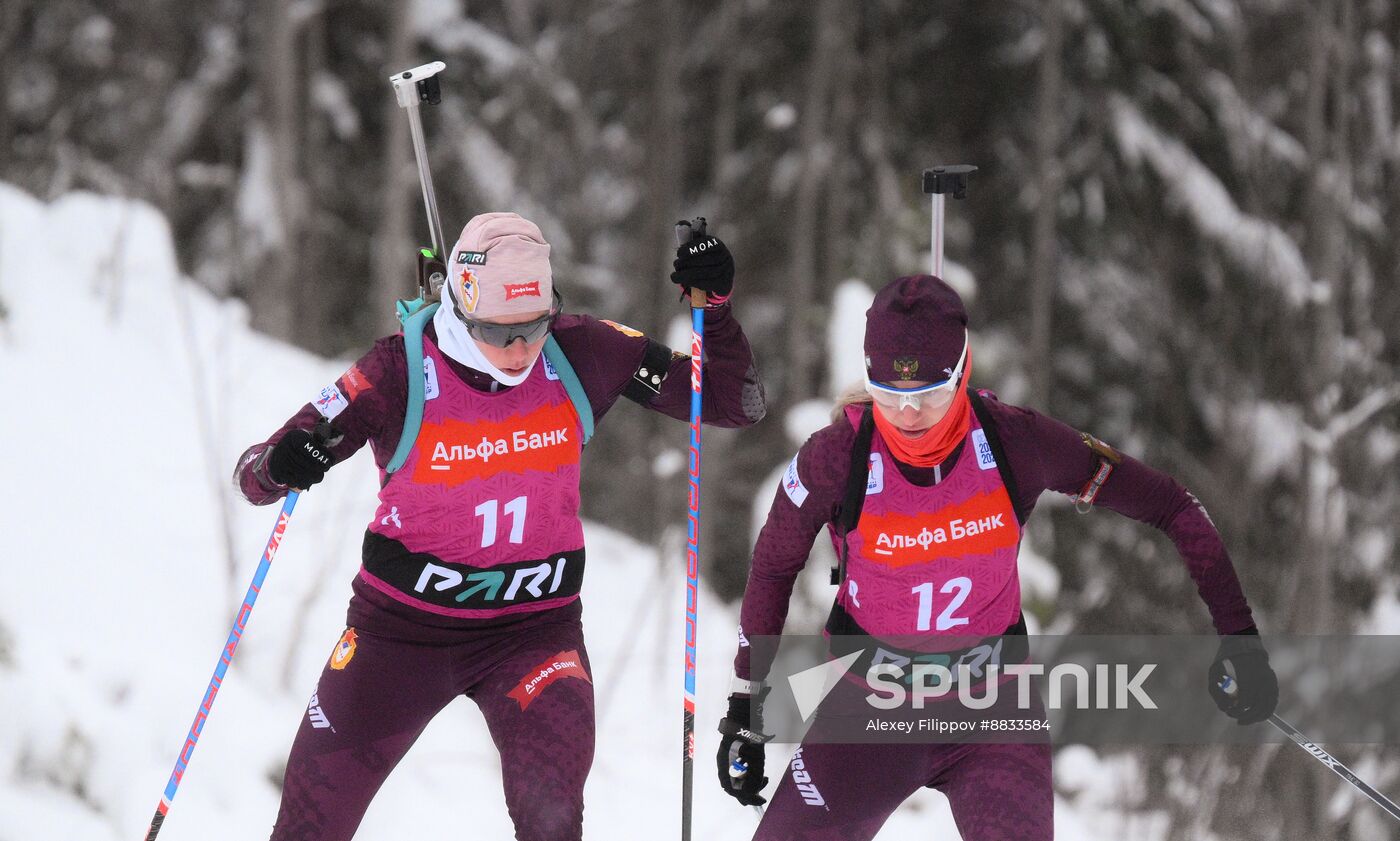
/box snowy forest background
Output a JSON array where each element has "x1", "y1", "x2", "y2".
[{"x1": 3, "y1": 0, "x2": 1399, "y2": 839}]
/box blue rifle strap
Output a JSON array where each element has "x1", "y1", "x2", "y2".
[
  {"x1": 388, "y1": 304, "x2": 593, "y2": 475},
  {"x1": 386, "y1": 299, "x2": 439, "y2": 474},
  {"x1": 544, "y1": 334, "x2": 594, "y2": 445}
]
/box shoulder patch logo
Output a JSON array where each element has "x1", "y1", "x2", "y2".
[
  {"x1": 314, "y1": 384, "x2": 349, "y2": 420},
  {"x1": 339, "y1": 364, "x2": 372, "y2": 400},
  {"x1": 783, "y1": 455, "x2": 810, "y2": 508},
  {"x1": 1080, "y1": 432, "x2": 1123, "y2": 464},
  {"x1": 601, "y1": 319, "x2": 645, "y2": 338},
  {"x1": 543, "y1": 353, "x2": 560, "y2": 381},
  {"x1": 971, "y1": 428, "x2": 997, "y2": 470},
  {"x1": 423, "y1": 356, "x2": 440, "y2": 400},
  {"x1": 866, "y1": 452, "x2": 884, "y2": 495}
]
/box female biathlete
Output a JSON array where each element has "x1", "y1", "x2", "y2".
[
  {"x1": 234, "y1": 212, "x2": 764, "y2": 840},
  {"x1": 715, "y1": 274, "x2": 1278, "y2": 840}
]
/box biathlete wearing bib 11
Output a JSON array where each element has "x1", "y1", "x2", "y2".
[
  {"x1": 234, "y1": 212, "x2": 764, "y2": 841},
  {"x1": 361, "y1": 334, "x2": 586, "y2": 620}
]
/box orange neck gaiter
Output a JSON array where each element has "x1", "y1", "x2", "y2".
[{"x1": 870, "y1": 359, "x2": 973, "y2": 468}]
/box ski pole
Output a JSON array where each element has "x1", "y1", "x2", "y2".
[
  {"x1": 1219, "y1": 676, "x2": 1400, "y2": 823},
  {"x1": 390, "y1": 61, "x2": 448, "y2": 298},
  {"x1": 142, "y1": 491, "x2": 302, "y2": 841},
  {"x1": 921, "y1": 165, "x2": 978, "y2": 277},
  {"x1": 676, "y1": 219, "x2": 707, "y2": 841}
]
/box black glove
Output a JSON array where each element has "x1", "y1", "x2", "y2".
[
  {"x1": 267, "y1": 425, "x2": 338, "y2": 490},
  {"x1": 716, "y1": 689, "x2": 772, "y2": 806},
  {"x1": 672, "y1": 217, "x2": 734, "y2": 299},
  {"x1": 1207, "y1": 627, "x2": 1279, "y2": 725}
]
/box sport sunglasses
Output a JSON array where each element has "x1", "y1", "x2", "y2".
[
  {"x1": 864, "y1": 330, "x2": 968, "y2": 412},
  {"x1": 451, "y1": 288, "x2": 563, "y2": 348}
]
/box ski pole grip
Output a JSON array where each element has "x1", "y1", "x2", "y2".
[
  {"x1": 675, "y1": 216, "x2": 709, "y2": 246},
  {"x1": 675, "y1": 219, "x2": 710, "y2": 308},
  {"x1": 1218, "y1": 674, "x2": 1238, "y2": 697},
  {"x1": 312, "y1": 417, "x2": 343, "y2": 449}
]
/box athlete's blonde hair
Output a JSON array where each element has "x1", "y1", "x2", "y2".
[{"x1": 831, "y1": 383, "x2": 873, "y2": 422}]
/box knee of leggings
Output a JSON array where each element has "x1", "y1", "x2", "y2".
[{"x1": 509, "y1": 797, "x2": 583, "y2": 841}]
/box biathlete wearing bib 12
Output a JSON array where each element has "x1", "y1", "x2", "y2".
[
  {"x1": 715, "y1": 274, "x2": 1278, "y2": 841},
  {"x1": 234, "y1": 212, "x2": 764, "y2": 841}
]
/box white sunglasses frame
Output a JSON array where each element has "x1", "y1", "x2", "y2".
[{"x1": 864, "y1": 330, "x2": 969, "y2": 412}]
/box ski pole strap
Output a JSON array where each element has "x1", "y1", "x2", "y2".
[
  {"x1": 543, "y1": 334, "x2": 594, "y2": 446},
  {"x1": 832, "y1": 405, "x2": 876, "y2": 585},
  {"x1": 718, "y1": 715, "x2": 774, "y2": 745},
  {"x1": 387, "y1": 298, "x2": 440, "y2": 474}
]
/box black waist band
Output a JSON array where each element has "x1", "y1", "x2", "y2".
[
  {"x1": 826, "y1": 599, "x2": 1026, "y2": 639},
  {"x1": 363, "y1": 531, "x2": 585, "y2": 611},
  {"x1": 825, "y1": 600, "x2": 1028, "y2": 685}
]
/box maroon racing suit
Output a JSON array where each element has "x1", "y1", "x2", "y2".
[
  {"x1": 734, "y1": 392, "x2": 1256, "y2": 841},
  {"x1": 236, "y1": 307, "x2": 763, "y2": 841}
]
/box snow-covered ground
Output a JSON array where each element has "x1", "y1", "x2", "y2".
[{"x1": 1, "y1": 184, "x2": 1130, "y2": 839}]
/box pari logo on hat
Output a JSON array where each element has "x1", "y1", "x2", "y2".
[{"x1": 457, "y1": 267, "x2": 481, "y2": 313}]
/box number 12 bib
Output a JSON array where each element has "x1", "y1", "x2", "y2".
[{"x1": 830, "y1": 404, "x2": 1023, "y2": 638}]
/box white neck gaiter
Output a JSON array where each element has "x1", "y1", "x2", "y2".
[{"x1": 432, "y1": 293, "x2": 537, "y2": 387}]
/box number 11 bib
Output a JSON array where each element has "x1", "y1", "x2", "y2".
[{"x1": 360, "y1": 339, "x2": 586, "y2": 620}]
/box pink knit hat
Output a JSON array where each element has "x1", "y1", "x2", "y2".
[{"x1": 445, "y1": 212, "x2": 554, "y2": 319}]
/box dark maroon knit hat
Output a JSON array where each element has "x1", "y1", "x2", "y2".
[{"x1": 864, "y1": 275, "x2": 968, "y2": 384}]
